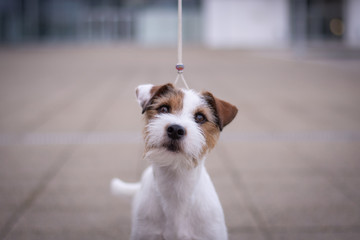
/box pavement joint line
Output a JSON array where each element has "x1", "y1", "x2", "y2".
[
  {"x1": 256, "y1": 52, "x2": 360, "y2": 75},
  {"x1": 5, "y1": 77, "x2": 108, "y2": 135},
  {"x1": 289, "y1": 145, "x2": 360, "y2": 210},
  {"x1": 0, "y1": 131, "x2": 359, "y2": 146},
  {"x1": 215, "y1": 143, "x2": 273, "y2": 240},
  {"x1": 21, "y1": 79, "x2": 111, "y2": 133},
  {"x1": 227, "y1": 225, "x2": 360, "y2": 234},
  {"x1": 0, "y1": 80, "x2": 131, "y2": 240},
  {"x1": 268, "y1": 225, "x2": 360, "y2": 233},
  {"x1": 0, "y1": 76, "x2": 97, "y2": 119},
  {"x1": 0, "y1": 77, "x2": 122, "y2": 148},
  {"x1": 227, "y1": 226, "x2": 265, "y2": 233},
  {"x1": 0, "y1": 146, "x2": 78, "y2": 240}
]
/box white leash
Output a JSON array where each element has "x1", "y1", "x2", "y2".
[{"x1": 174, "y1": 0, "x2": 190, "y2": 89}]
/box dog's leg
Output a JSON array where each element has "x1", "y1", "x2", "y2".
[{"x1": 130, "y1": 167, "x2": 165, "y2": 240}]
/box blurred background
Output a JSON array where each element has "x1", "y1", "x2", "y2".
[
  {"x1": 1, "y1": 0, "x2": 360, "y2": 49},
  {"x1": 0, "y1": 0, "x2": 360, "y2": 240}
]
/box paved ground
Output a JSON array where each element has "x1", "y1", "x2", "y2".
[{"x1": 0, "y1": 44, "x2": 359, "y2": 240}]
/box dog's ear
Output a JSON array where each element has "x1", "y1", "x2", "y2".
[
  {"x1": 202, "y1": 91, "x2": 238, "y2": 131},
  {"x1": 135, "y1": 83, "x2": 175, "y2": 114}
]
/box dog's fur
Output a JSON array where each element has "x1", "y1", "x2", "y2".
[{"x1": 111, "y1": 83, "x2": 237, "y2": 240}]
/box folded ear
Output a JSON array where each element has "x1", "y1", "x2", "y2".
[
  {"x1": 202, "y1": 91, "x2": 238, "y2": 131},
  {"x1": 135, "y1": 84, "x2": 154, "y2": 110},
  {"x1": 135, "y1": 83, "x2": 175, "y2": 114}
]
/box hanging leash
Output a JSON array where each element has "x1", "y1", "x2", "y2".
[{"x1": 174, "y1": 0, "x2": 190, "y2": 89}]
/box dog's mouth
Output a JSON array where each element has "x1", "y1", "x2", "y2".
[{"x1": 163, "y1": 141, "x2": 182, "y2": 153}]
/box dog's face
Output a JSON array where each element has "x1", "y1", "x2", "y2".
[{"x1": 136, "y1": 83, "x2": 237, "y2": 169}]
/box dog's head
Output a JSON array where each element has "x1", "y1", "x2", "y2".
[{"x1": 136, "y1": 83, "x2": 237, "y2": 169}]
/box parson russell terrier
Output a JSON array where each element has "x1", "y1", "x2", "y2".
[{"x1": 111, "y1": 83, "x2": 237, "y2": 240}]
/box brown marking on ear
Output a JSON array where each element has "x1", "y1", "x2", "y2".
[
  {"x1": 202, "y1": 91, "x2": 238, "y2": 131},
  {"x1": 142, "y1": 83, "x2": 175, "y2": 114}
]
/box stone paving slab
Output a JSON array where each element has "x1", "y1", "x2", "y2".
[
  {"x1": 0, "y1": 45, "x2": 360, "y2": 240},
  {"x1": 5, "y1": 144, "x2": 140, "y2": 240},
  {"x1": 271, "y1": 231, "x2": 360, "y2": 240}
]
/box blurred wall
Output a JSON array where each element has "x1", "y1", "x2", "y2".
[
  {"x1": 203, "y1": 0, "x2": 290, "y2": 48},
  {"x1": 1, "y1": 0, "x2": 359, "y2": 49},
  {"x1": 135, "y1": 7, "x2": 202, "y2": 46},
  {"x1": 345, "y1": 0, "x2": 360, "y2": 47}
]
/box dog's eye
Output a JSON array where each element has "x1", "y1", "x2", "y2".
[
  {"x1": 158, "y1": 105, "x2": 170, "y2": 114},
  {"x1": 194, "y1": 113, "x2": 207, "y2": 124}
]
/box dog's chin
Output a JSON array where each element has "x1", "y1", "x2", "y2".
[{"x1": 163, "y1": 141, "x2": 183, "y2": 154}]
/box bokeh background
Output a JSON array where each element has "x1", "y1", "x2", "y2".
[
  {"x1": 1, "y1": 0, "x2": 360, "y2": 240},
  {"x1": 1, "y1": 0, "x2": 360, "y2": 49}
]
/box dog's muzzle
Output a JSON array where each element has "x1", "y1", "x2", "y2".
[
  {"x1": 165, "y1": 124, "x2": 186, "y2": 152},
  {"x1": 167, "y1": 124, "x2": 186, "y2": 140}
]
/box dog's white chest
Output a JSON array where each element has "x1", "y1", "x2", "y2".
[{"x1": 131, "y1": 165, "x2": 228, "y2": 240}]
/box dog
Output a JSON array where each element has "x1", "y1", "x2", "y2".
[{"x1": 111, "y1": 83, "x2": 237, "y2": 240}]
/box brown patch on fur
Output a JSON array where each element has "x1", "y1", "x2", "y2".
[
  {"x1": 196, "y1": 105, "x2": 220, "y2": 142},
  {"x1": 144, "y1": 88, "x2": 184, "y2": 123},
  {"x1": 199, "y1": 121, "x2": 220, "y2": 159},
  {"x1": 142, "y1": 87, "x2": 185, "y2": 152},
  {"x1": 140, "y1": 83, "x2": 175, "y2": 114},
  {"x1": 190, "y1": 105, "x2": 221, "y2": 159},
  {"x1": 202, "y1": 91, "x2": 238, "y2": 131},
  {"x1": 192, "y1": 157, "x2": 199, "y2": 168}
]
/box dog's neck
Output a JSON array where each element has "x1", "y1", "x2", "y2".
[
  {"x1": 151, "y1": 156, "x2": 205, "y2": 236},
  {"x1": 152, "y1": 158, "x2": 204, "y2": 201},
  {"x1": 144, "y1": 149, "x2": 206, "y2": 206}
]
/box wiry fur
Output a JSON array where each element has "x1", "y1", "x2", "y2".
[{"x1": 111, "y1": 83, "x2": 237, "y2": 240}]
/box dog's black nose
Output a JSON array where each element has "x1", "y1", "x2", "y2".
[{"x1": 167, "y1": 124, "x2": 186, "y2": 140}]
